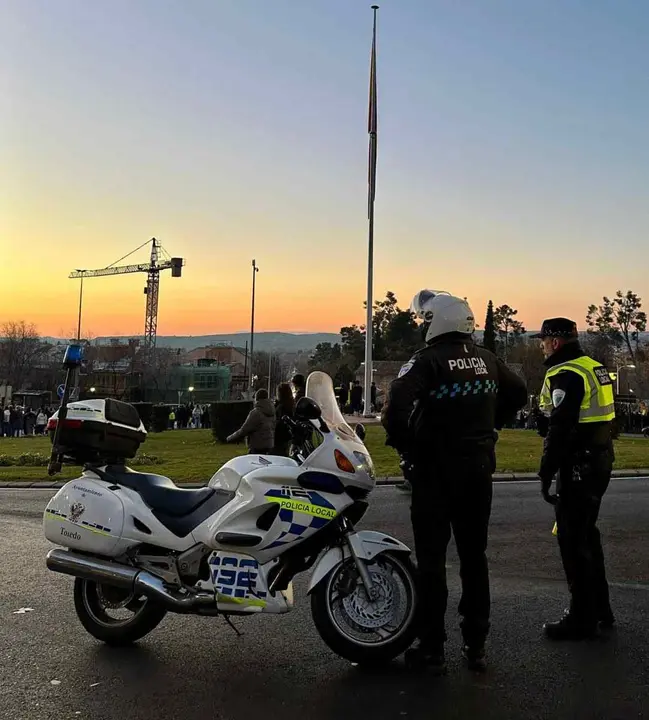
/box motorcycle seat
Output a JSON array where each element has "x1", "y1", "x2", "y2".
[
  {"x1": 103, "y1": 466, "x2": 212, "y2": 516},
  {"x1": 100, "y1": 466, "x2": 234, "y2": 537}
]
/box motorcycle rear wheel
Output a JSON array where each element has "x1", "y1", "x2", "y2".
[
  {"x1": 73, "y1": 578, "x2": 167, "y2": 646},
  {"x1": 311, "y1": 551, "x2": 418, "y2": 665}
]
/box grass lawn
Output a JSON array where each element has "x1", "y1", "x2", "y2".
[{"x1": 0, "y1": 427, "x2": 647, "y2": 483}]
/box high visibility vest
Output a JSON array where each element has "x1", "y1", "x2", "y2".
[{"x1": 539, "y1": 355, "x2": 615, "y2": 424}]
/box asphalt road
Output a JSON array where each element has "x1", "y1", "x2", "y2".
[{"x1": 1, "y1": 481, "x2": 649, "y2": 720}]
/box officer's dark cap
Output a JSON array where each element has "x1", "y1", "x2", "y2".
[{"x1": 530, "y1": 318, "x2": 578, "y2": 339}]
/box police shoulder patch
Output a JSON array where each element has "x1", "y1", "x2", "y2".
[
  {"x1": 398, "y1": 359, "x2": 415, "y2": 378},
  {"x1": 594, "y1": 367, "x2": 612, "y2": 386},
  {"x1": 552, "y1": 389, "x2": 566, "y2": 407}
]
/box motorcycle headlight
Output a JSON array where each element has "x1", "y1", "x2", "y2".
[{"x1": 353, "y1": 451, "x2": 375, "y2": 480}]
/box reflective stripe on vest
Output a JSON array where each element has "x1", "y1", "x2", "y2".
[{"x1": 539, "y1": 356, "x2": 616, "y2": 424}]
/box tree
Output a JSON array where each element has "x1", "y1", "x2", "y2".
[
  {"x1": 493, "y1": 305, "x2": 526, "y2": 361},
  {"x1": 309, "y1": 342, "x2": 360, "y2": 387},
  {"x1": 342, "y1": 291, "x2": 423, "y2": 368},
  {"x1": 340, "y1": 325, "x2": 365, "y2": 366},
  {"x1": 483, "y1": 300, "x2": 497, "y2": 354},
  {"x1": 508, "y1": 339, "x2": 544, "y2": 395},
  {"x1": 250, "y1": 351, "x2": 286, "y2": 394},
  {"x1": 0, "y1": 321, "x2": 49, "y2": 392},
  {"x1": 308, "y1": 342, "x2": 343, "y2": 378},
  {"x1": 145, "y1": 347, "x2": 181, "y2": 402},
  {"x1": 587, "y1": 290, "x2": 647, "y2": 363},
  {"x1": 382, "y1": 308, "x2": 421, "y2": 361}
]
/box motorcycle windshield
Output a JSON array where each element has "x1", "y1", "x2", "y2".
[{"x1": 305, "y1": 371, "x2": 359, "y2": 443}]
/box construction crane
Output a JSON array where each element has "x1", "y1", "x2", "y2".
[{"x1": 69, "y1": 238, "x2": 184, "y2": 361}]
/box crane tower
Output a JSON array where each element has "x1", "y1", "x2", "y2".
[{"x1": 69, "y1": 238, "x2": 184, "y2": 361}]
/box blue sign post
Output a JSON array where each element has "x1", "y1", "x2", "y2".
[{"x1": 57, "y1": 384, "x2": 65, "y2": 399}]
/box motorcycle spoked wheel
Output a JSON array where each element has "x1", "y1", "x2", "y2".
[
  {"x1": 310, "y1": 552, "x2": 418, "y2": 665},
  {"x1": 73, "y1": 578, "x2": 167, "y2": 646}
]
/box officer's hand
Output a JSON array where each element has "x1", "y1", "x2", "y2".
[
  {"x1": 539, "y1": 476, "x2": 557, "y2": 505},
  {"x1": 399, "y1": 454, "x2": 414, "y2": 480}
]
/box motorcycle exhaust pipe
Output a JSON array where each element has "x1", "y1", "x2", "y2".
[{"x1": 46, "y1": 549, "x2": 215, "y2": 614}]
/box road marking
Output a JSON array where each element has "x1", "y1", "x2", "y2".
[
  {"x1": 373, "y1": 477, "x2": 649, "y2": 488},
  {"x1": 610, "y1": 581, "x2": 649, "y2": 592},
  {"x1": 492, "y1": 477, "x2": 649, "y2": 485}
]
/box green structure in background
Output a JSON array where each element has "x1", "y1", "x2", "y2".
[
  {"x1": 173, "y1": 362, "x2": 231, "y2": 404},
  {"x1": 139, "y1": 360, "x2": 232, "y2": 405}
]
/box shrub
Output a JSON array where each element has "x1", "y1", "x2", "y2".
[
  {"x1": 151, "y1": 405, "x2": 171, "y2": 433},
  {"x1": 130, "y1": 402, "x2": 154, "y2": 431},
  {"x1": 0, "y1": 453, "x2": 51, "y2": 467},
  {"x1": 17, "y1": 452, "x2": 50, "y2": 467},
  {"x1": 132, "y1": 454, "x2": 163, "y2": 466},
  {"x1": 210, "y1": 401, "x2": 253, "y2": 443}
]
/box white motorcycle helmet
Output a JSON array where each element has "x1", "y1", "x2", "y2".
[{"x1": 410, "y1": 289, "x2": 476, "y2": 344}]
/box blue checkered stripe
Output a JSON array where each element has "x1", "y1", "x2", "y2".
[
  {"x1": 431, "y1": 379, "x2": 498, "y2": 400},
  {"x1": 264, "y1": 490, "x2": 334, "y2": 550}
]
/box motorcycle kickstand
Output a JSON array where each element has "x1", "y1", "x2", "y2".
[{"x1": 223, "y1": 615, "x2": 242, "y2": 636}]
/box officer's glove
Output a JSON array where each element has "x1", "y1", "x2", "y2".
[
  {"x1": 399, "y1": 453, "x2": 415, "y2": 481},
  {"x1": 533, "y1": 409, "x2": 549, "y2": 438},
  {"x1": 539, "y1": 475, "x2": 558, "y2": 505}
]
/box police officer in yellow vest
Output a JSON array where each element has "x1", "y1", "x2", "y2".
[{"x1": 532, "y1": 318, "x2": 616, "y2": 640}]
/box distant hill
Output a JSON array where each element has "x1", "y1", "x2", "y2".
[
  {"x1": 38, "y1": 329, "x2": 649, "y2": 353},
  {"x1": 43, "y1": 332, "x2": 342, "y2": 353}
]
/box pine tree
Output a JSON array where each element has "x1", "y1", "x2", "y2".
[{"x1": 483, "y1": 300, "x2": 497, "y2": 353}]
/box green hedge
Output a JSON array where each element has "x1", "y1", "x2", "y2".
[
  {"x1": 210, "y1": 401, "x2": 253, "y2": 443},
  {"x1": 130, "y1": 402, "x2": 154, "y2": 431},
  {"x1": 151, "y1": 405, "x2": 171, "y2": 433},
  {"x1": 0, "y1": 452, "x2": 163, "y2": 467}
]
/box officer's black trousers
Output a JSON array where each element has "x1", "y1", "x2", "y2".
[
  {"x1": 555, "y1": 465, "x2": 612, "y2": 626},
  {"x1": 410, "y1": 457, "x2": 493, "y2": 649}
]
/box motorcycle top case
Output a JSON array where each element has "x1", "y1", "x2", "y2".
[
  {"x1": 44, "y1": 476, "x2": 129, "y2": 556},
  {"x1": 49, "y1": 398, "x2": 146, "y2": 463}
]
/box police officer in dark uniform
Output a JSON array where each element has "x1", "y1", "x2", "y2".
[
  {"x1": 532, "y1": 318, "x2": 616, "y2": 640},
  {"x1": 381, "y1": 290, "x2": 527, "y2": 673}
]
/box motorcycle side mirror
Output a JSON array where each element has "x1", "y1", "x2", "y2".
[
  {"x1": 354, "y1": 423, "x2": 366, "y2": 441},
  {"x1": 294, "y1": 397, "x2": 322, "y2": 421}
]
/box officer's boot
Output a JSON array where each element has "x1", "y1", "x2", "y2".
[
  {"x1": 561, "y1": 605, "x2": 615, "y2": 629},
  {"x1": 462, "y1": 645, "x2": 487, "y2": 673},
  {"x1": 599, "y1": 608, "x2": 616, "y2": 629},
  {"x1": 404, "y1": 643, "x2": 447, "y2": 675},
  {"x1": 543, "y1": 612, "x2": 599, "y2": 641}
]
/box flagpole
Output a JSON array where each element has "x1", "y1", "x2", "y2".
[{"x1": 363, "y1": 5, "x2": 379, "y2": 418}]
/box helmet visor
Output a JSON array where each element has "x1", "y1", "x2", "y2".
[{"x1": 410, "y1": 289, "x2": 449, "y2": 319}]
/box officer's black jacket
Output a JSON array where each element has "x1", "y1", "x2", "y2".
[
  {"x1": 536, "y1": 342, "x2": 614, "y2": 483},
  {"x1": 381, "y1": 333, "x2": 528, "y2": 460}
]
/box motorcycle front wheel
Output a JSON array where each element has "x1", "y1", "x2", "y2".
[{"x1": 310, "y1": 551, "x2": 418, "y2": 665}]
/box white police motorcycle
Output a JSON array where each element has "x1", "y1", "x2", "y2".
[{"x1": 43, "y1": 346, "x2": 418, "y2": 664}]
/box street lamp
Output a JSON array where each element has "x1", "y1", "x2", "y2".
[
  {"x1": 249, "y1": 260, "x2": 259, "y2": 392},
  {"x1": 75, "y1": 270, "x2": 86, "y2": 342},
  {"x1": 615, "y1": 364, "x2": 636, "y2": 395},
  {"x1": 89, "y1": 387, "x2": 96, "y2": 393}
]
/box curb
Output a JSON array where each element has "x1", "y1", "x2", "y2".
[{"x1": 2, "y1": 470, "x2": 649, "y2": 490}]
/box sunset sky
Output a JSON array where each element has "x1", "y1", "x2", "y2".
[{"x1": 2, "y1": 0, "x2": 648, "y2": 338}]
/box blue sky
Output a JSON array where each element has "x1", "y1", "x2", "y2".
[{"x1": 2, "y1": 0, "x2": 648, "y2": 335}]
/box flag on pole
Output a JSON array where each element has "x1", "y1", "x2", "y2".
[{"x1": 368, "y1": 6, "x2": 378, "y2": 219}]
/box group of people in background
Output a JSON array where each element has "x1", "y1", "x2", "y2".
[
  {"x1": 335, "y1": 380, "x2": 379, "y2": 415},
  {"x1": 167, "y1": 404, "x2": 211, "y2": 430},
  {"x1": 1, "y1": 406, "x2": 53, "y2": 438}
]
